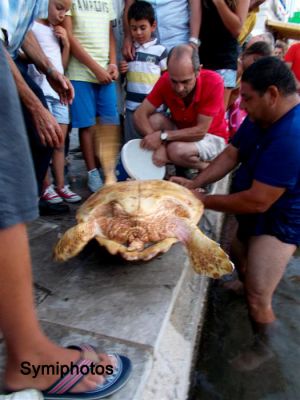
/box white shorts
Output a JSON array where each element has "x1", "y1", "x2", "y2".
[{"x1": 195, "y1": 133, "x2": 226, "y2": 161}]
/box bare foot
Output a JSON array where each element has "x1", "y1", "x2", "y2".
[
  {"x1": 222, "y1": 279, "x2": 244, "y2": 295},
  {"x1": 230, "y1": 341, "x2": 273, "y2": 371},
  {"x1": 4, "y1": 340, "x2": 116, "y2": 394}
]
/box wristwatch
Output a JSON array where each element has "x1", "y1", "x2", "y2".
[
  {"x1": 189, "y1": 37, "x2": 201, "y2": 47},
  {"x1": 160, "y1": 131, "x2": 169, "y2": 142}
]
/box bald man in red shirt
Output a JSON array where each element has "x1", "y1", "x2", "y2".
[
  {"x1": 285, "y1": 41, "x2": 300, "y2": 91},
  {"x1": 134, "y1": 45, "x2": 228, "y2": 170}
]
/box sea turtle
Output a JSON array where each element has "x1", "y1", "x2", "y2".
[{"x1": 54, "y1": 180, "x2": 233, "y2": 278}]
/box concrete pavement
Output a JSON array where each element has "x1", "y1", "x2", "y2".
[{"x1": 0, "y1": 132, "x2": 229, "y2": 399}]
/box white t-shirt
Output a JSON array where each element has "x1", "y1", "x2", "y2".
[{"x1": 28, "y1": 21, "x2": 64, "y2": 99}]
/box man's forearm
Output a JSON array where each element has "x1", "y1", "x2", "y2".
[
  {"x1": 192, "y1": 145, "x2": 239, "y2": 187},
  {"x1": 189, "y1": 0, "x2": 201, "y2": 38},
  {"x1": 4, "y1": 47, "x2": 43, "y2": 113},
  {"x1": 123, "y1": 0, "x2": 134, "y2": 38},
  {"x1": 22, "y1": 31, "x2": 53, "y2": 75},
  {"x1": 202, "y1": 190, "x2": 264, "y2": 214},
  {"x1": 165, "y1": 125, "x2": 206, "y2": 142},
  {"x1": 133, "y1": 109, "x2": 155, "y2": 136}
]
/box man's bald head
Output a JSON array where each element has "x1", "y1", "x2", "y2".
[{"x1": 167, "y1": 45, "x2": 200, "y2": 74}]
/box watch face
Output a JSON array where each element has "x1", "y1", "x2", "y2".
[{"x1": 161, "y1": 132, "x2": 168, "y2": 141}]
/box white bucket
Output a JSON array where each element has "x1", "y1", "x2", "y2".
[{"x1": 116, "y1": 139, "x2": 166, "y2": 181}]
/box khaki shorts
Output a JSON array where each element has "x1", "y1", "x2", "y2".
[{"x1": 194, "y1": 133, "x2": 226, "y2": 161}]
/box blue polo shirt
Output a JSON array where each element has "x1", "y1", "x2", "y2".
[{"x1": 230, "y1": 104, "x2": 300, "y2": 244}]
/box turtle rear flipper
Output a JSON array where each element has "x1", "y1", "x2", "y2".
[
  {"x1": 54, "y1": 222, "x2": 96, "y2": 262},
  {"x1": 177, "y1": 223, "x2": 234, "y2": 279}
]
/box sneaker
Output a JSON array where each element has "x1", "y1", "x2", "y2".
[
  {"x1": 88, "y1": 169, "x2": 103, "y2": 192},
  {"x1": 56, "y1": 185, "x2": 82, "y2": 203},
  {"x1": 41, "y1": 185, "x2": 63, "y2": 204}
]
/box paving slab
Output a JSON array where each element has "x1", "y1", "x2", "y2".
[
  {"x1": 0, "y1": 133, "x2": 230, "y2": 399},
  {"x1": 37, "y1": 243, "x2": 188, "y2": 347}
]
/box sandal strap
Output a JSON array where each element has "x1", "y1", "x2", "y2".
[{"x1": 46, "y1": 344, "x2": 97, "y2": 395}]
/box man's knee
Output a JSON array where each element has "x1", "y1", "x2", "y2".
[
  {"x1": 166, "y1": 142, "x2": 188, "y2": 163},
  {"x1": 149, "y1": 113, "x2": 173, "y2": 131}
]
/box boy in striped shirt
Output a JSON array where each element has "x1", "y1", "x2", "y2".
[{"x1": 120, "y1": 1, "x2": 167, "y2": 142}]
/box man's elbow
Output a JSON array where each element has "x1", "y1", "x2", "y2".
[{"x1": 232, "y1": 27, "x2": 242, "y2": 38}]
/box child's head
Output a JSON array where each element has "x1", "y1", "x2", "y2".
[
  {"x1": 128, "y1": 1, "x2": 156, "y2": 45},
  {"x1": 48, "y1": 0, "x2": 71, "y2": 26},
  {"x1": 274, "y1": 40, "x2": 287, "y2": 60},
  {"x1": 241, "y1": 41, "x2": 273, "y2": 71}
]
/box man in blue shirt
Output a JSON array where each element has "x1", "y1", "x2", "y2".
[{"x1": 172, "y1": 57, "x2": 300, "y2": 371}]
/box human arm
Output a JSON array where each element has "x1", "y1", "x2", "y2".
[
  {"x1": 171, "y1": 143, "x2": 239, "y2": 188},
  {"x1": 3, "y1": 45, "x2": 63, "y2": 147},
  {"x1": 212, "y1": 0, "x2": 250, "y2": 38},
  {"x1": 62, "y1": 16, "x2": 112, "y2": 84},
  {"x1": 119, "y1": 60, "x2": 128, "y2": 74},
  {"x1": 189, "y1": 0, "x2": 201, "y2": 48},
  {"x1": 249, "y1": 0, "x2": 266, "y2": 12},
  {"x1": 107, "y1": 22, "x2": 119, "y2": 80},
  {"x1": 53, "y1": 25, "x2": 70, "y2": 70},
  {"x1": 195, "y1": 179, "x2": 285, "y2": 214},
  {"x1": 134, "y1": 99, "x2": 158, "y2": 138},
  {"x1": 21, "y1": 30, "x2": 74, "y2": 104},
  {"x1": 122, "y1": 0, "x2": 135, "y2": 60}
]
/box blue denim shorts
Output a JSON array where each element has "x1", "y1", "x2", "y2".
[
  {"x1": 215, "y1": 69, "x2": 237, "y2": 89},
  {"x1": 0, "y1": 42, "x2": 38, "y2": 228},
  {"x1": 70, "y1": 81, "x2": 120, "y2": 128},
  {"x1": 46, "y1": 96, "x2": 70, "y2": 124}
]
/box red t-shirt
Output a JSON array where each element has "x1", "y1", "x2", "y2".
[
  {"x1": 147, "y1": 69, "x2": 228, "y2": 142},
  {"x1": 285, "y1": 42, "x2": 300, "y2": 82}
]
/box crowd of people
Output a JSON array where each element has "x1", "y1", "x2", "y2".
[{"x1": 1, "y1": 0, "x2": 300, "y2": 397}]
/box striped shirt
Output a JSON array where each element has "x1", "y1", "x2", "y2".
[
  {"x1": 125, "y1": 39, "x2": 167, "y2": 111},
  {"x1": 67, "y1": 0, "x2": 116, "y2": 83},
  {"x1": 0, "y1": 0, "x2": 48, "y2": 58}
]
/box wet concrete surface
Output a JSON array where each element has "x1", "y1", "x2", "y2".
[{"x1": 190, "y1": 217, "x2": 300, "y2": 400}]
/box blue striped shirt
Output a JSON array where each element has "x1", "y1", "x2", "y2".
[{"x1": 0, "y1": 0, "x2": 48, "y2": 58}]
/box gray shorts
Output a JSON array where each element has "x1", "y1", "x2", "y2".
[
  {"x1": 124, "y1": 109, "x2": 143, "y2": 143},
  {"x1": 0, "y1": 42, "x2": 38, "y2": 228},
  {"x1": 195, "y1": 133, "x2": 226, "y2": 161},
  {"x1": 46, "y1": 96, "x2": 70, "y2": 125}
]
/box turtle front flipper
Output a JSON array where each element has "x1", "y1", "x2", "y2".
[
  {"x1": 54, "y1": 222, "x2": 96, "y2": 262},
  {"x1": 174, "y1": 221, "x2": 234, "y2": 279}
]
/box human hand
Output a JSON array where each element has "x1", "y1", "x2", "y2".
[
  {"x1": 170, "y1": 176, "x2": 197, "y2": 189},
  {"x1": 107, "y1": 63, "x2": 119, "y2": 80},
  {"x1": 191, "y1": 188, "x2": 207, "y2": 204},
  {"x1": 119, "y1": 60, "x2": 128, "y2": 74},
  {"x1": 152, "y1": 145, "x2": 168, "y2": 166},
  {"x1": 53, "y1": 25, "x2": 69, "y2": 48},
  {"x1": 94, "y1": 66, "x2": 113, "y2": 84},
  {"x1": 140, "y1": 131, "x2": 162, "y2": 151},
  {"x1": 32, "y1": 104, "x2": 64, "y2": 147},
  {"x1": 47, "y1": 69, "x2": 74, "y2": 104},
  {"x1": 122, "y1": 36, "x2": 135, "y2": 61}
]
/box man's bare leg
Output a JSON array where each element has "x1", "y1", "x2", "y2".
[
  {"x1": 231, "y1": 234, "x2": 296, "y2": 371},
  {"x1": 246, "y1": 235, "x2": 296, "y2": 324},
  {"x1": 222, "y1": 235, "x2": 247, "y2": 294},
  {"x1": 1, "y1": 224, "x2": 113, "y2": 392},
  {"x1": 167, "y1": 142, "x2": 204, "y2": 169}
]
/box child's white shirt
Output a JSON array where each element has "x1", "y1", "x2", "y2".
[{"x1": 28, "y1": 21, "x2": 64, "y2": 99}]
